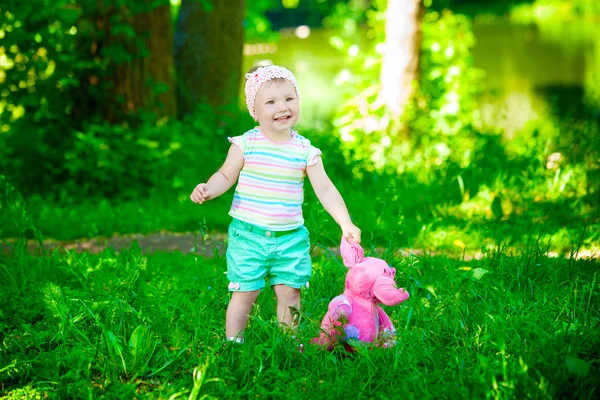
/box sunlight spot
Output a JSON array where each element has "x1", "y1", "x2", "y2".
[
  {"x1": 282, "y1": 0, "x2": 299, "y2": 8},
  {"x1": 255, "y1": 59, "x2": 273, "y2": 67},
  {"x1": 295, "y1": 25, "x2": 310, "y2": 39},
  {"x1": 364, "y1": 117, "x2": 378, "y2": 133},
  {"x1": 340, "y1": 126, "x2": 354, "y2": 142},
  {"x1": 453, "y1": 239, "x2": 466, "y2": 249},
  {"x1": 546, "y1": 152, "x2": 561, "y2": 169},
  {"x1": 11, "y1": 104, "x2": 25, "y2": 120},
  {"x1": 295, "y1": 60, "x2": 308, "y2": 73},
  {"x1": 329, "y1": 35, "x2": 344, "y2": 50},
  {"x1": 334, "y1": 69, "x2": 352, "y2": 86}
]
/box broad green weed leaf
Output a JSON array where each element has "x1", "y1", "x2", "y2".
[
  {"x1": 130, "y1": 324, "x2": 156, "y2": 374},
  {"x1": 566, "y1": 356, "x2": 590, "y2": 377},
  {"x1": 471, "y1": 268, "x2": 489, "y2": 280},
  {"x1": 42, "y1": 283, "x2": 68, "y2": 321}
]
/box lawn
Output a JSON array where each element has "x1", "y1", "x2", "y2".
[{"x1": 1, "y1": 234, "x2": 598, "y2": 399}]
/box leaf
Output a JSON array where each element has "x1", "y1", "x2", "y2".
[
  {"x1": 471, "y1": 268, "x2": 489, "y2": 280},
  {"x1": 425, "y1": 285, "x2": 437, "y2": 298},
  {"x1": 130, "y1": 324, "x2": 155, "y2": 374},
  {"x1": 566, "y1": 356, "x2": 590, "y2": 377},
  {"x1": 106, "y1": 329, "x2": 127, "y2": 375},
  {"x1": 200, "y1": 0, "x2": 214, "y2": 12},
  {"x1": 42, "y1": 283, "x2": 68, "y2": 320},
  {"x1": 110, "y1": 24, "x2": 136, "y2": 38}
]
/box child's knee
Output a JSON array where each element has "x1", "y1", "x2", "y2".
[
  {"x1": 274, "y1": 285, "x2": 300, "y2": 302},
  {"x1": 231, "y1": 290, "x2": 260, "y2": 303}
]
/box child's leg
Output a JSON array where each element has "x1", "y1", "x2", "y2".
[
  {"x1": 273, "y1": 284, "x2": 301, "y2": 331},
  {"x1": 226, "y1": 290, "x2": 260, "y2": 338}
]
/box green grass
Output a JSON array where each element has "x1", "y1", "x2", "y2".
[
  {"x1": 1, "y1": 237, "x2": 598, "y2": 399},
  {"x1": 3, "y1": 172, "x2": 598, "y2": 259}
]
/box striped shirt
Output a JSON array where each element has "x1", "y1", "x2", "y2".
[{"x1": 228, "y1": 127, "x2": 321, "y2": 230}]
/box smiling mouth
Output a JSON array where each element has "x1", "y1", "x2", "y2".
[{"x1": 275, "y1": 116, "x2": 291, "y2": 122}]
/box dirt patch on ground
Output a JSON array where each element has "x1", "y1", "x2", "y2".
[
  {"x1": 2, "y1": 232, "x2": 228, "y2": 258},
  {"x1": 2, "y1": 232, "x2": 599, "y2": 260}
]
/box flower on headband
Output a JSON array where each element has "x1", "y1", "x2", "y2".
[{"x1": 244, "y1": 65, "x2": 299, "y2": 119}]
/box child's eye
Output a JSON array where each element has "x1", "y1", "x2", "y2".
[
  {"x1": 267, "y1": 100, "x2": 274, "y2": 105},
  {"x1": 286, "y1": 97, "x2": 294, "y2": 101}
]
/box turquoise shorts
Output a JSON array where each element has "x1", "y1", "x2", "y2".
[{"x1": 225, "y1": 219, "x2": 312, "y2": 292}]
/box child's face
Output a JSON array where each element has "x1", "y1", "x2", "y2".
[{"x1": 254, "y1": 79, "x2": 299, "y2": 135}]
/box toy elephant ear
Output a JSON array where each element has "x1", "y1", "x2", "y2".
[{"x1": 340, "y1": 236, "x2": 365, "y2": 267}]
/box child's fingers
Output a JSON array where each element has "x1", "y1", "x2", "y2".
[
  {"x1": 190, "y1": 189, "x2": 205, "y2": 204},
  {"x1": 346, "y1": 234, "x2": 358, "y2": 245},
  {"x1": 190, "y1": 184, "x2": 209, "y2": 204},
  {"x1": 346, "y1": 229, "x2": 361, "y2": 244}
]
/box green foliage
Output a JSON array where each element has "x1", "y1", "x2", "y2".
[
  {"x1": 55, "y1": 105, "x2": 247, "y2": 199},
  {"x1": 328, "y1": 2, "x2": 484, "y2": 177},
  {"x1": 512, "y1": 0, "x2": 600, "y2": 21},
  {"x1": 1, "y1": 108, "x2": 242, "y2": 200},
  {"x1": 0, "y1": 2, "x2": 91, "y2": 192},
  {"x1": 1, "y1": 117, "x2": 597, "y2": 257},
  {"x1": 245, "y1": 0, "x2": 278, "y2": 41},
  {"x1": 0, "y1": 0, "x2": 177, "y2": 196},
  {"x1": 412, "y1": 11, "x2": 483, "y2": 138},
  {"x1": 1, "y1": 238, "x2": 598, "y2": 398},
  {"x1": 311, "y1": 1, "x2": 598, "y2": 254}
]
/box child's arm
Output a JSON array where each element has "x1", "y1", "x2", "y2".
[
  {"x1": 190, "y1": 144, "x2": 244, "y2": 204},
  {"x1": 307, "y1": 158, "x2": 361, "y2": 243}
]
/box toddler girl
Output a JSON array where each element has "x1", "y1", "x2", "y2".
[{"x1": 190, "y1": 65, "x2": 361, "y2": 343}]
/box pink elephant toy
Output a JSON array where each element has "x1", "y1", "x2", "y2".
[{"x1": 312, "y1": 237, "x2": 409, "y2": 350}]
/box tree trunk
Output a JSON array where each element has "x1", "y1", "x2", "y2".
[
  {"x1": 101, "y1": 0, "x2": 177, "y2": 121},
  {"x1": 378, "y1": 0, "x2": 424, "y2": 118},
  {"x1": 175, "y1": 0, "x2": 245, "y2": 118}
]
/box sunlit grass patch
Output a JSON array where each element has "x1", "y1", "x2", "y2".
[{"x1": 1, "y1": 238, "x2": 598, "y2": 398}]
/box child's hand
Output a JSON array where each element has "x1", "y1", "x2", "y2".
[
  {"x1": 190, "y1": 183, "x2": 212, "y2": 204},
  {"x1": 341, "y1": 223, "x2": 361, "y2": 244}
]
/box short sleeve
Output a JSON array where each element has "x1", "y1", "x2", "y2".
[
  {"x1": 228, "y1": 135, "x2": 245, "y2": 153},
  {"x1": 307, "y1": 145, "x2": 322, "y2": 166}
]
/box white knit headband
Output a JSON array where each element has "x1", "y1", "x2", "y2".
[{"x1": 244, "y1": 65, "x2": 299, "y2": 119}]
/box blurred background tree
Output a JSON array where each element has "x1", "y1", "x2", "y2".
[
  {"x1": 175, "y1": 0, "x2": 245, "y2": 117},
  {"x1": 378, "y1": 0, "x2": 424, "y2": 118},
  {"x1": 101, "y1": 0, "x2": 177, "y2": 121}
]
